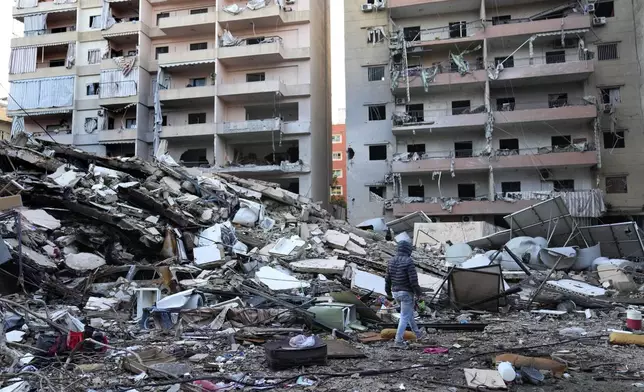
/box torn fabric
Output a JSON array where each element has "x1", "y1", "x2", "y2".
[
  {"x1": 8, "y1": 76, "x2": 74, "y2": 110},
  {"x1": 222, "y1": 4, "x2": 244, "y2": 14},
  {"x1": 247, "y1": 0, "x2": 267, "y2": 10},
  {"x1": 112, "y1": 56, "x2": 137, "y2": 77},
  {"x1": 100, "y1": 0, "x2": 116, "y2": 30},
  {"x1": 9, "y1": 47, "x2": 37, "y2": 75},
  {"x1": 221, "y1": 29, "x2": 242, "y2": 47},
  {"x1": 24, "y1": 13, "x2": 48, "y2": 37},
  {"x1": 99, "y1": 68, "x2": 138, "y2": 98},
  {"x1": 65, "y1": 42, "x2": 76, "y2": 69},
  {"x1": 420, "y1": 66, "x2": 439, "y2": 92},
  {"x1": 11, "y1": 116, "x2": 25, "y2": 137},
  {"x1": 153, "y1": 68, "x2": 165, "y2": 158}
]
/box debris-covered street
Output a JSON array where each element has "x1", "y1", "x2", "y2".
[{"x1": 0, "y1": 138, "x2": 644, "y2": 392}]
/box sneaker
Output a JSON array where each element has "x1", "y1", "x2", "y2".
[
  {"x1": 393, "y1": 341, "x2": 409, "y2": 349},
  {"x1": 415, "y1": 328, "x2": 427, "y2": 341}
]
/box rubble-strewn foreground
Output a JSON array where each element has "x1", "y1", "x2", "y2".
[{"x1": 0, "y1": 139, "x2": 643, "y2": 392}]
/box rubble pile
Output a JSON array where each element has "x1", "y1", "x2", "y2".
[{"x1": 0, "y1": 141, "x2": 643, "y2": 391}]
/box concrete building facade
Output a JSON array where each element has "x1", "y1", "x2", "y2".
[
  {"x1": 344, "y1": 0, "x2": 644, "y2": 225},
  {"x1": 8, "y1": 0, "x2": 331, "y2": 205}
]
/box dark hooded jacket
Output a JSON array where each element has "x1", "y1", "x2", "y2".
[{"x1": 385, "y1": 241, "x2": 422, "y2": 297}]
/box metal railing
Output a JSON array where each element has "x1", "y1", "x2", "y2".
[
  {"x1": 493, "y1": 98, "x2": 591, "y2": 111},
  {"x1": 99, "y1": 81, "x2": 138, "y2": 99},
  {"x1": 403, "y1": 20, "x2": 484, "y2": 42},
  {"x1": 392, "y1": 105, "x2": 487, "y2": 126},
  {"x1": 394, "y1": 143, "x2": 596, "y2": 161},
  {"x1": 490, "y1": 54, "x2": 590, "y2": 69},
  {"x1": 395, "y1": 60, "x2": 485, "y2": 79}
]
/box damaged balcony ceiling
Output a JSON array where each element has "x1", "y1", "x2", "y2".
[{"x1": 578, "y1": 222, "x2": 644, "y2": 259}]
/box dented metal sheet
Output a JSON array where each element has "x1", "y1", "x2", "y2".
[{"x1": 578, "y1": 222, "x2": 644, "y2": 258}]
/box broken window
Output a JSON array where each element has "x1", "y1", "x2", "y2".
[
  {"x1": 190, "y1": 42, "x2": 207, "y2": 51},
  {"x1": 332, "y1": 134, "x2": 342, "y2": 143},
  {"x1": 603, "y1": 131, "x2": 625, "y2": 148},
  {"x1": 501, "y1": 182, "x2": 521, "y2": 195},
  {"x1": 188, "y1": 113, "x2": 206, "y2": 124},
  {"x1": 449, "y1": 21, "x2": 467, "y2": 38},
  {"x1": 403, "y1": 26, "x2": 420, "y2": 42},
  {"x1": 553, "y1": 179, "x2": 574, "y2": 192},
  {"x1": 49, "y1": 59, "x2": 65, "y2": 67},
  {"x1": 548, "y1": 93, "x2": 568, "y2": 108},
  {"x1": 180, "y1": 149, "x2": 209, "y2": 167},
  {"x1": 492, "y1": 15, "x2": 511, "y2": 25},
  {"x1": 155, "y1": 46, "x2": 169, "y2": 59},
  {"x1": 606, "y1": 175, "x2": 627, "y2": 194},
  {"x1": 369, "y1": 145, "x2": 387, "y2": 161},
  {"x1": 499, "y1": 138, "x2": 519, "y2": 152},
  {"x1": 156, "y1": 12, "x2": 169, "y2": 25},
  {"x1": 595, "y1": 1, "x2": 614, "y2": 18},
  {"x1": 86, "y1": 82, "x2": 100, "y2": 96},
  {"x1": 368, "y1": 66, "x2": 385, "y2": 81},
  {"x1": 368, "y1": 105, "x2": 386, "y2": 121},
  {"x1": 598, "y1": 43, "x2": 618, "y2": 60},
  {"x1": 457, "y1": 184, "x2": 476, "y2": 200},
  {"x1": 89, "y1": 15, "x2": 100, "y2": 28},
  {"x1": 246, "y1": 37, "x2": 265, "y2": 45},
  {"x1": 454, "y1": 141, "x2": 473, "y2": 158},
  {"x1": 408, "y1": 185, "x2": 424, "y2": 198},
  {"x1": 332, "y1": 152, "x2": 342, "y2": 161},
  {"x1": 162, "y1": 116, "x2": 168, "y2": 126},
  {"x1": 551, "y1": 135, "x2": 572, "y2": 148},
  {"x1": 330, "y1": 186, "x2": 343, "y2": 196},
  {"x1": 600, "y1": 87, "x2": 621, "y2": 104},
  {"x1": 125, "y1": 119, "x2": 136, "y2": 129},
  {"x1": 106, "y1": 143, "x2": 135, "y2": 157},
  {"x1": 190, "y1": 8, "x2": 208, "y2": 14},
  {"x1": 451, "y1": 100, "x2": 471, "y2": 115},
  {"x1": 496, "y1": 97, "x2": 515, "y2": 111},
  {"x1": 369, "y1": 186, "x2": 385, "y2": 200},
  {"x1": 494, "y1": 56, "x2": 514, "y2": 68},
  {"x1": 545, "y1": 50, "x2": 566, "y2": 64},
  {"x1": 332, "y1": 169, "x2": 343, "y2": 178},
  {"x1": 188, "y1": 78, "x2": 206, "y2": 87},
  {"x1": 407, "y1": 144, "x2": 426, "y2": 155},
  {"x1": 246, "y1": 72, "x2": 266, "y2": 82},
  {"x1": 406, "y1": 103, "x2": 424, "y2": 122}
]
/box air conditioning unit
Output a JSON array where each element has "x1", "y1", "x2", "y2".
[
  {"x1": 540, "y1": 169, "x2": 552, "y2": 179},
  {"x1": 395, "y1": 97, "x2": 408, "y2": 105},
  {"x1": 361, "y1": 3, "x2": 373, "y2": 12},
  {"x1": 586, "y1": 3, "x2": 595, "y2": 13},
  {"x1": 603, "y1": 103, "x2": 613, "y2": 113},
  {"x1": 592, "y1": 16, "x2": 606, "y2": 26},
  {"x1": 461, "y1": 215, "x2": 474, "y2": 223}
]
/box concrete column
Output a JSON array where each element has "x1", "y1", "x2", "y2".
[{"x1": 488, "y1": 166, "x2": 495, "y2": 201}]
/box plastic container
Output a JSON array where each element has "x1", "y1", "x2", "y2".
[
  {"x1": 497, "y1": 362, "x2": 516, "y2": 382},
  {"x1": 626, "y1": 309, "x2": 642, "y2": 330}
]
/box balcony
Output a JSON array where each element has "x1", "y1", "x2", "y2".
[
  {"x1": 13, "y1": 1, "x2": 77, "y2": 17},
  {"x1": 485, "y1": 15, "x2": 591, "y2": 39},
  {"x1": 489, "y1": 56, "x2": 594, "y2": 87},
  {"x1": 157, "y1": 49, "x2": 217, "y2": 69},
  {"x1": 101, "y1": 56, "x2": 138, "y2": 71},
  {"x1": 102, "y1": 21, "x2": 141, "y2": 38},
  {"x1": 218, "y1": 38, "x2": 310, "y2": 67},
  {"x1": 392, "y1": 66, "x2": 486, "y2": 95},
  {"x1": 159, "y1": 85, "x2": 216, "y2": 103},
  {"x1": 399, "y1": 21, "x2": 485, "y2": 50},
  {"x1": 99, "y1": 81, "x2": 138, "y2": 107},
  {"x1": 98, "y1": 128, "x2": 137, "y2": 143},
  {"x1": 392, "y1": 145, "x2": 598, "y2": 174},
  {"x1": 392, "y1": 107, "x2": 487, "y2": 135},
  {"x1": 158, "y1": 11, "x2": 216, "y2": 36},
  {"x1": 217, "y1": 80, "x2": 310, "y2": 102},
  {"x1": 493, "y1": 100, "x2": 597, "y2": 125},
  {"x1": 389, "y1": 0, "x2": 480, "y2": 18},
  {"x1": 219, "y1": 118, "x2": 282, "y2": 136},
  {"x1": 11, "y1": 30, "x2": 77, "y2": 49},
  {"x1": 218, "y1": 4, "x2": 309, "y2": 29},
  {"x1": 9, "y1": 65, "x2": 75, "y2": 82},
  {"x1": 161, "y1": 123, "x2": 214, "y2": 138},
  {"x1": 217, "y1": 162, "x2": 310, "y2": 175}
]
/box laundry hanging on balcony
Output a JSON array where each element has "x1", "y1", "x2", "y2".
[
  {"x1": 100, "y1": 0, "x2": 116, "y2": 30},
  {"x1": 99, "y1": 68, "x2": 138, "y2": 98},
  {"x1": 65, "y1": 43, "x2": 76, "y2": 69},
  {"x1": 221, "y1": 30, "x2": 242, "y2": 47},
  {"x1": 9, "y1": 47, "x2": 37, "y2": 75},
  {"x1": 8, "y1": 76, "x2": 75, "y2": 111},
  {"x1": 24, "y1": 13, "x2": 48, "y2": 37},
  {"x1": 15, "y1": 0, "x2": 38, "y2": 9},
  {"x1": 112, "y1": 56, "x2": 137, "y2": 76}
]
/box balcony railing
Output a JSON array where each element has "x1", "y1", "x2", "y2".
[
  {"x1": 490, "y1": 54, "x2": 589, "y2": 69},
  {"x1": 220, "y1": 35, "x2": 282, "y2": 48},
  {"x1": 393, "y1": 105, "x2": 486, "y2": 126},
  {"x1": 99, "y1": 81, "x2": 138, "y2": 99},
  {"x1": 493, "y1": 98, "x2": 591, "y2": 112},
  {"x1": 400, "y1": 20, "x2": 484, "y2": 42}
]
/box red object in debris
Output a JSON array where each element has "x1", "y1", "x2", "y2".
[
  {"x1": 67, "y1": 331, "x2": 84, "y2": 350},
  {"x1": 423, "y1": 347, "x2": 449, "y2": 354},
  {"x1": 193, "y1": 380, "x2": 220, "y2": 390},
  {"x1": 627, "y1": 309, "x2": 642, "y2": 330}
]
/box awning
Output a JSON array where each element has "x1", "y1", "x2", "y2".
[
  {"x1": 160, "y1": 59, "x2": 216, "y2": 68},
  {"x1": 13, "y1": 40, "x2": 75, "y2": 49},
  {"x1": 15, "y1": 7, "x2": 77, "y2": 17},
  {"x1": 7, "y1": 108, "x2": 72, "y2": 117},
  {"x1": 100, "y1": 140, "x2": 136, "y2": 145},
  {"x1": 103, "y1": 31, "x2": 138, "y2": 38}
]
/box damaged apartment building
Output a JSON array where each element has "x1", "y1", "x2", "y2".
[
  {"x1": 344, "y1": 0, "x2": 644, "y2": 227},
  {"x1": 8, "y1": 0, "x2": 331, "y2": 204}
]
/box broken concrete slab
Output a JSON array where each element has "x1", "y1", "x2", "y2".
[
  {"x1": 349, "y1": 233, "x2": 367, "y2": 247},
  {"x1": 255, "y1": 266, "x2": 310, "y2": 291},
  {"x1": 5, "y1": 239, "x2": 57, "y2": 269},
  {"x1": 346, "y1": 240, "x2": 367, "y2": 256},
  {"x1": 324, "y1": 230, "x2": 350, "y2": 249},
  {"x1": 161, "y1": 176, "x2": 182, "y2": 194},
  {"x1": 20, "y1": 209, "x2": 61, "y2": 230},
  {"x1": 597, "y1": 264, "x2": 638, "y2": 292},
  {"x1": 193, "y1": 245, "x2": 224, "y2": 269},
  {"x1": 64, "y1": 253, "x2": 106, "y2": 271},
  {"x1": 269, "y1": 237, "x2": 305, "y2": 257},
  {"x1": 289, "y1": 259, "x2": 346, "y2": 275}
]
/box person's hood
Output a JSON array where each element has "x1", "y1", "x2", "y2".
[{"x1": 396, "y1": 240, "x2": 413, "y2": 256}]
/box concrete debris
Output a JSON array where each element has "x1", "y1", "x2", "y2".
[{"x1": 0, "y1": 142, "x2": 641, "y2": 390}]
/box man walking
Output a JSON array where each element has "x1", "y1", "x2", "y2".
[{"x1": 385, "y1": 240, "x2": 424, "y2": 348}]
